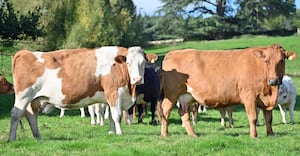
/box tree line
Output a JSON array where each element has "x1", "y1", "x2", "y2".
[{"x1": 0, "y1": 0, "x2": 299, "y2": 51}]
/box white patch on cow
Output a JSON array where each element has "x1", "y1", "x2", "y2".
[
  {"x1": 14, "y1": 87, "x2": 35, "y2": 110},
  {"x1": 95, "y1": 46, "x2": 119, "y2": 77},
  {"x1": 33, "y1": 68, "x2": 66, "y2": 105},
  {"x1": 63, "y1": 91, "x2": 107, "y2": 108},
  {"x1": 33, "y1": 52, "x2": 45, "y2": 63},
  {"x1": 118, "y1": 86, "x2": 135, "y2": 111}
]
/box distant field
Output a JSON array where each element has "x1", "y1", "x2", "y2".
[{"x1": 0, "y1": 35, "x2": 300, "y2": 155}]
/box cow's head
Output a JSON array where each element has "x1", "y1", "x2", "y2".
[
  {"x1": 0, "y1": 76, "x2": 14, "y2": 94},
  {"x1": 125, "y1": 46, "x2": 147, "y2": 85},
  {"x1": 254, "y1": 44, "x2": 297, "y2": 86}
]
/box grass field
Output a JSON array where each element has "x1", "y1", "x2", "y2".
[{"x1": 0, "y1": 35, "x2": 300, "y2": 155}]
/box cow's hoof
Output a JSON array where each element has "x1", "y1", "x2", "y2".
[
  {"x1": 137, "y1": 119, "x2": 143, "y2": 124},
  {"x1": 150, "y1": 120, "x2": 158, "y2": 125}
]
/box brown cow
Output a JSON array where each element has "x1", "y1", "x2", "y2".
[
  {"x1": 158, "y1": 44, "x2": 296, "y2": 138},
  {"x1": 0, "y1": 76, "x2": 14, "y2": 94}
]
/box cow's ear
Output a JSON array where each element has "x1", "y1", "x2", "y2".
[
  {"x1": 253, "y1": 50, "x2": 265, "y2": 59},
  {"x1": 285, "y1": 51, "x2": 297, "y2": 61},
  {"x1": 115, "y1": 55, "x2": 126, "y2": 63},
  {"x1": 145, "y1": 54, "x2": 158, "y2": 63}
]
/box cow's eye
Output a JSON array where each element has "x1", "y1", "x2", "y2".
[{"x1": 264, "y1": 59, "x2": 270, "y2": 64}]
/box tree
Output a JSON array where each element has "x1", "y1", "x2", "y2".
[
  {"x1": 236, "y1": 0, "x2": 296, "y2": 33},
  {"x1": 158, "y1": 0, "x2": 231, "y2": 17},
  {"x1": 0, "y1": 0, "x2": 19, "y2": 40},
  {"x1": 0, "y1": 0, "x2": 42, "y2": 41}
]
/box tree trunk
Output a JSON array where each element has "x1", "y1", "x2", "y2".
[{"x1": 216, "y1": 0, "x2": 226, "y2": 17}]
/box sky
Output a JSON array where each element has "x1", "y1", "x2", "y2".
[{"x1": 133, "y1": 0, "x2": 300, "y2": 16}]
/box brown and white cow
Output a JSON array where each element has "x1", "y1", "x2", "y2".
[
  {"x1": 158, "y1": 44, "x2": 296, "y2": 138},
  {"x1": 8, "y1": 46, "x2": 156, "y2": 141},
  {"x1": 0, "y1": 76, "x2": 14, "y2": 94}
]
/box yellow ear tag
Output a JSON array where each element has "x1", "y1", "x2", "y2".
[
  {"x1": 288, "y1": 55, "x2": 294, "y2": 60},
  {"x1": 151, "y1": 59, "x2": 155, "y2": 63}
]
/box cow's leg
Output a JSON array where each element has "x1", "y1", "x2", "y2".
[
  {"x1": 244, "y1": 103, "x2": 258, "y2": 138},
  {"x1": 220, "y1": 108, "x2": 226, "y2": 127},
  {"x1": 263, "y1": 109, "x2": 274, "y2": 136},
  {"x1": 104, "y1": 105, "x2": 109, "y2": 119},
  {"x1": 25, "y1": 102, "x2": 40, "y2": 139},
  {"x1": 191, "y1": 111, "x2": 198, "y2": 125},
  {"x1": 278, "y1": 104, "x2": 287, "y2": 124},
  {"x1": 98, "y1": 103, "x2": 105, "y2": 126},
  {"x1": 150, "y1": 100, "x2": 157, "y2": 125},
  {"x1": 181, "y1": 112, "x2": 196, "y2": 137},
  {"x1": 109, "y1": 106, "x2": 122, "y2": 135},
  {"x1": 127, "y1": 104, "x2": 135, "y2": 125},
  {"x1": 9, "y1": 106, "x2": 25, "y2": 141},
  {"x1": 227, "y1": 107, "x2": 234, "y2": 128},
  {"x1": 9, "y1": 92, "x2": 34, "y2": 141},
  {"x1": 191, "y1": 103, "x2": 199, "y2": 125},
  {"x1": 80, "y1": 108, "x2": 85, "y2": 118},
  {"x1": 159, "y1": 98, "x2": 173, "y2": 137},
  {"x1": 137, "y1": 104, "x2": 144, "y2": 123},
  {"x1": 178, "y1": 101, "x2": 197, "y2": 137},
  {"x1": 88, "y1": 105, "x2": 96, "y2": 125},
  {"x1": 59, "y1": 108, "x2": 65, "y2": 118},
  {"x1": 289, "y1": 100, "x2": 295, "y2": 124}
]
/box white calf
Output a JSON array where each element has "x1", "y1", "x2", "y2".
[{"x1": 276, "y1": 75, "x2": 297, "y2": 124}]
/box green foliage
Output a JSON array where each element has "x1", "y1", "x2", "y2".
[
  {"x1": 0, "y1": 0, "x2": 19, "y2": 40},
  {"x1": 0, "y1": 0, "x2": 42, "y2": 40}
]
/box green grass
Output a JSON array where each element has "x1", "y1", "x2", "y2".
[{"x1": 1, "y1": 35, "x2": 300, "y2": 155}]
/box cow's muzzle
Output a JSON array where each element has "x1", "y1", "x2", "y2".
[{"x1": 267, "y1": 78, "x2": 281, "y2": 86}]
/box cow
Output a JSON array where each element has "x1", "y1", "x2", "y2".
[
  {"x1": 157, "y1": 44, "x2": 296, "y2": 138},
  {"x1": 8, "y1": 46, "x2": 157, "y2": 141},
  {"x1": 59, "y1": 108, "x2": 86, "y2": 118},
  {"x1": 0, "y1": 76, "x2": 14, "y2": 94},
  {"x1": 257, "y1": 75, "x2": 297, "y2": 125},
  {"x1": 127, "y1": 63, "x2": 161, "y2": 125}
]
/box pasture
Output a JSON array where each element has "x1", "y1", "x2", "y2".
[{"x1": 0, "y1": 35, "x2": 300, "y2": 155}]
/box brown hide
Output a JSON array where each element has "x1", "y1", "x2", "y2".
[{"x1": 0, "y1": 76, "x2": 13, "y2": 94}]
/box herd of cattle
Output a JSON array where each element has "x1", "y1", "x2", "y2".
[{"x1": 0, "y1": 44, "x2": 297, "y2": 141}]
